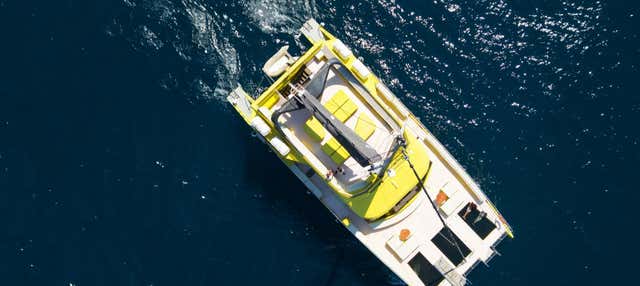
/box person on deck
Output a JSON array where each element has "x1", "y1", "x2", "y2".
[
  {"x1": 462, "y1": 202, "x2": 477, "y2": 220},
  {"x1": 462, "y1": 202, "x2": 488, "y2": 224},
  {"x1": 325, "y1": 169, "x2": 335, "y2": 180}
]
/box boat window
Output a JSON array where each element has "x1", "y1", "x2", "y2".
[
  {"x1": 458, "y1": 202, "x2": 496, "y2": 239},
  {"x1": 408, "y1": 252, "x2": 444, "y2": 286},
  {"x1": 390, "y1": 185, "x2": 420, "y2": 213},
  {"x1": 431, "y1": 227, "x2": 471, "y2": 266}
]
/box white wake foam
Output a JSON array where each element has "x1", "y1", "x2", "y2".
[
  {"x1": 243, "y1": 0, "x2": 318, "y2": 34},
  {"x1": 184, "y1": 0, "x2": 240, "y2": 101}
]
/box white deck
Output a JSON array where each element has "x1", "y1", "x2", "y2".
[
  {"x1": 289, "y1": 119, "x2": 508, "y2": 285},
  {"x1": 280, "y1": 53, "x2": 506, "y2": 286}
]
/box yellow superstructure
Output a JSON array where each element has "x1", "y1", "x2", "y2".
[{"x1": 344, "y1": 130, "x2": 431, "y2": 220}]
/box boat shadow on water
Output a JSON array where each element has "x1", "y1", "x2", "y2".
[{"x1": 240, "y1": 137, "x2": 396, "y2": 285}]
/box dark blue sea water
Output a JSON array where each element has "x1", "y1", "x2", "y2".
[{"x1": 1, "y1": 0, "x2": 639, "y2": 285}]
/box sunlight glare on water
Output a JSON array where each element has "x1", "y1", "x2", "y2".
[{"x1": 0, "y1": 0, "x2": 638, "y2": 285}]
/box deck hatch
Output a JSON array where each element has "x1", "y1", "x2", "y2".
[
  {"x1": 431, "y1": 227, "x2": 471, "y2": 266},
  {"x1": 458, "y1": 202, "x2": 497, "y2": 239},
  {"x1": 408, "y1": 252, "x2": 445, "y2": 286}
]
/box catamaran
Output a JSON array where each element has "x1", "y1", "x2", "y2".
[{"x1": 227, "y1": 19, "x2": 512, "y2": 286}]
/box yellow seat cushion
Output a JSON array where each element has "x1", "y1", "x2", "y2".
[
  {"x1": 322, "y1": 90, "x2": 358, "y2": 122},
  {"x1": 333, "y1": 109, "x2": 350, "y2": 122},
  {"x1": 355, "y1": 113, "x2": 376, "y2": 140},
  {"x1": 321, "y1": 137, "x2": 341, "y2": 156},
  {"x1": 321, "y1": 137, "x2": 351, "y2": 165},
  {"x1": 331, "y1": 90, "x2": 349, "y2": 106},
  {"x1": 342, "y1": 130, "x2": 430, "y2": 220},
  {"x1": 323, "y1": 99, "x2": 341, "y2": 114},
  {"x1": 304, "y1": 117, "x2": 326, "y2": 141},
  {"x1": 330, "y1": 146, "x2": 350, "y2": 165},
  {"x1": 337, "y1": 98, "x2": 357, "y2": 122}
]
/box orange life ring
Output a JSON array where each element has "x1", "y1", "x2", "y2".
[{"x1": 399, "y1": 229, "x2": 411, "y2": 241}]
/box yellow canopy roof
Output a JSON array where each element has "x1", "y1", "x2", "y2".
[{"x1": 343, "y1": 130, "x2": 430, "y2": 220}]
